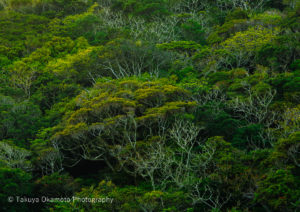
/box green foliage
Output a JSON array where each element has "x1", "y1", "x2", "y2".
[
  {"x1": 112, "y1": 0, "x2": 169, "y2": 20},
  {"x1": 157, "y1": 40, "x2": 202, "y2": 55},
  {"x1": 0, "y1": 95, "x2": 42, "y2": 144},
  {"x1": 94, "y1": 39, "x2": 173, "y2": 78},
  {"x1": 255, "y1": 169, "x2": 300, "y2": 211},
  {"x1": 232, "y1": 124, "x2": 265, "y2": 150},
  {"x1": 201, "y1": 110, "x2": 241, "y2": 140},
  {"x1": 0, "y1": 1, "x2": 299, "y2": 211},
  {"x1": 34, "y1": 172, "x2": 79, "y2": 197},
  {"x1": 258, "y1": 31, "x2": 300, "y2": 71},
  {"x1": 252, "y1": 10, "x2": 283, "y2": 27},
  {"x1": 221, "y1": 26, "x2": 279, "y2": 53},
  {"x1": 0, "y1": 11, "x2": 49, "y2": 61},
  {"x1": 270, "y1": 131, "x2": 300, "y2": 167},
  {"x1": 269, "y1": 71, "x2": 300, "y2": 103},
  {"x1": 225, "y1": 8, "x2": 249, "y2": 22},
  {"x1": 207, "y1": 19, "x2": 249, "y2": 44},
  {"x1": 1, "y1": 0, "x2": 93, "y2": 18},
  {"x1": 0, "y1": 167, "x2": 32, "y2": 211},
  {"x1": 51, "y1": 77, "x2": 195, "y2": 166},
  {"x1": 49, "y1": 4, "x2": 109, "y2": 44},
  {"x1": 0, "y1": 141, "x2": 32, "y2": 171},
  {"x1": 180, "y1": 20, "x2": 206, "y2": 44},
  {"x1": 53, "y1": 180, "x2": 191, "y2": 211}
]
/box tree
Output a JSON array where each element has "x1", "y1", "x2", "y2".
[
  {"x1": 270, "y1": 132, "x2": 300, "y2": 168},
  {"x1": 255, "y1": 169, "x2": 300, "y2": 211},
  {"x1": 0, "y1": 167, "x2": 32, "y2": 212},
  {"x1": 9, "y1": 61, "x2": 37, "y2": 97},
  {"x1": 112, "y1": 0, "x2": 170, "y2": 20},
  {"x1": 95, "y1": 39, "x2": 174, "y2": 78},
  {"x1": 34, "y1": 172, "x2": 79, "y2": 197},
  {"x1": 220, "y1": 26, "x2": 280, "y2": 69},
  {"x1": 51, "y1": 77, "x2": 196, "y2": 169},
  {"x1": 0, "y1": 141, "x2": 32, "y2": 171},
  {"x1": 0, "y1": 95, "x2": 42, "y2": 144}
]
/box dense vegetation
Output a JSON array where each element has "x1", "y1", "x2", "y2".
[{"x1": 0, "y1": 0, "x2": 299, "y2": 211}]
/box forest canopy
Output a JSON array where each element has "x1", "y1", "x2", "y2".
[{"x1": 0, "y1": 0, "x2": 299, "y2": 211}]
